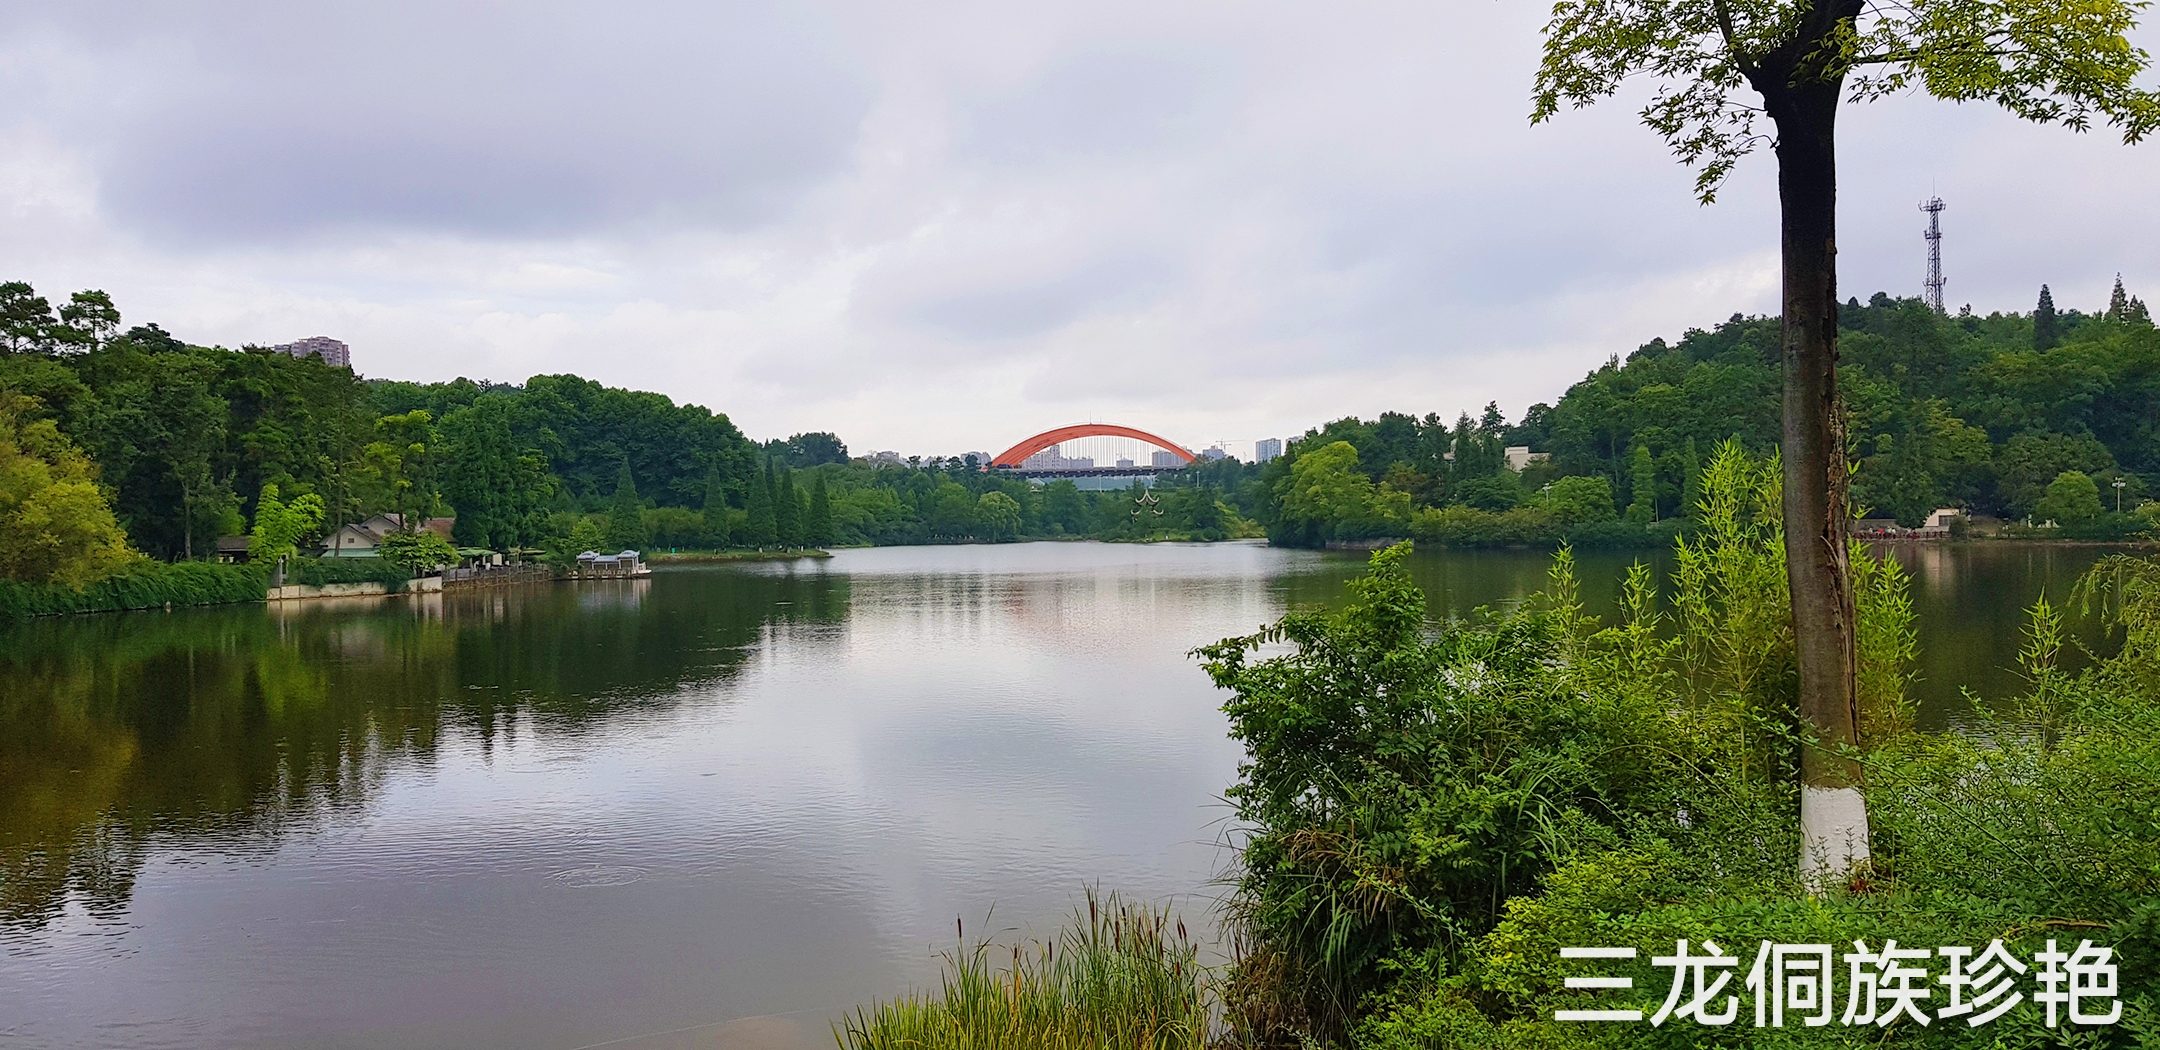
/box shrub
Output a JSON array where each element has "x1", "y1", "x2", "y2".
[
  {"x1": 376, "y1": 529, "x2": 456, "y2": 573},
  {"x1": 1198, "y1": 440, "x2": 2160, "y2": 1048},
  {"x1": 0, "y1": 560, "x2": 267, "y2": 621},
  {"x1": 288, "y1": 557, "x2": 412, "y2": 589}
]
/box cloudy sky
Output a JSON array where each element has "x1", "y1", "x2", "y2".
[{"x1": 2, "y1": 1, "x2": 2154, "y2": 459}]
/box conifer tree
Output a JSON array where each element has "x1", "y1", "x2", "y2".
[
  {"x1": 701, "y1": 464, "x2": 731, "y2": 548},
  {"x1": 807, "y1": 473, "x2": 834, "y2": 548},
  {"x1": 2109, "y1": 274, "x2": 2131, "y2": 321},
  {"x1": 1625, "y1": 443, "x2": 1658, "y2": 523},
  {"x1": 1679, "y1": 438, "x2": 1703, "y2": 519},
  {"x1": 743, "y1": 460, "x2": 777, "y2": 547},
  {"x1": 775, "y1": 468, "x2": 802, "y2": 548},
  {"x1": 607, "y1": 464, "x2": 647, "y2": 550},
  {"x1": 2035, "y1": 284, "x2": 2060, "y2": 350}
]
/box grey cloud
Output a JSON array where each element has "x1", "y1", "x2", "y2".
[
  {"x1": 956, "y1": 48, "x2": 1222, "y2": 166},
  {"x1": 5, "y1": 0, "x2": 871, "y2": 241},
  {"x1": 0, "y1": 0, "x2": 2150, "y2": 454},
  {"x1": 861, "y1": 250, "x2": 1181, "y2": 342}
]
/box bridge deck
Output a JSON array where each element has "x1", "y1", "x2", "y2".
[{"x1": 991, "y1": 465, "x2": 1186, "y2": 479}]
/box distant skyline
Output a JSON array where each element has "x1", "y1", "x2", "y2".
[{"x1": 1, "y1": 1, "x2": 2152, "y2": 455}]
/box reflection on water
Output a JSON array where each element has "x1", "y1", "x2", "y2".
[{"x1": 0, "y1": 540, "x2": 2121, "y2": 1049}]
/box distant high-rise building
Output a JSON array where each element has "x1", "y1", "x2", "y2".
[
  {"x1": 271, "y1": 335, "x2": 350, "y2": 368},
  {"x1": 1021, "y1": 444, "x2": 1095, "y2": 470},
  {"x1": 1200, "y1": 446, "x2": 1226, "y2": 462},
  {"x1": 1116, "y1": 457, "x2": 1135, "y2": 468},
  {"x1": 1254, "y1": 438, "x2": 1282, "y2": 463},
  {"x1": 1151, "y1": 450, "x2": 1183, "y2": 468}
]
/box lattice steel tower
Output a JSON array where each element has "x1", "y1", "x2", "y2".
[{"x1": 1921, "y1": 197, "x2": 1947, "y2": 313}]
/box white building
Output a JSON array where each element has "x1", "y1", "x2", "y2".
[
  {"x1": 1021, "y1": 444, "x2": 1095, "y2": 470},
  {"x1": 1503, "y1": 446, "x2": 1551, "y2": 472},
  {"x1": 1151, "y1": 450, "x2": 1183, "y2": 467},
  {"x1": 271, "y1": 335, "x2": 350, "y2": 368},
  {"x1": 1255, "y1": 438, "x2": 1283, "y2": 463}
]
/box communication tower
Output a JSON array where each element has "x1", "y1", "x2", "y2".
[{"x1": 1920, "y1": 197, "x2": 1946, "y2": 313}]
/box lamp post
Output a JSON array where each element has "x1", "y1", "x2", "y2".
[{"x1": 2115, "y1": 479, "x2": 2128, "y2": 514}]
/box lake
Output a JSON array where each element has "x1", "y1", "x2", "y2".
[{"x1": 0, "y1": 540, "x2": 2121, "y2": 1049}]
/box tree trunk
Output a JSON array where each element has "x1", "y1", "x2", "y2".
[{"x1": 1755, "y1": 5, "x2": 1868, "y2": 890}]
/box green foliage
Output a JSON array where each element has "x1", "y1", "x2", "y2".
[
  {"x1": 286, "y1": 557, "x2": 412, "y2": 588},
  {"x1": 775, "y1": 468, "x2": 802, "y2": 547},
  {"x1": 806, "y1": 472, "x2": 834, "y2": 546},
  {"x1": 0, "y1": 391, "x2": 134, "y2": 586},
  {"x1": 245, "y1": 483, "x2": 325, "y2": 563},
  {"x1": 1203, "y1": 444, "x2": 1942, "y2": 1047},
  {"x1": 1532, "y1": 0, "x2": 2159, "y2": 202},
  {"x1": 977, "y1": 490, "x2": 1022, "y2": 541},
  {"x1": 438, "y1": 394, "x2": 554, "y2": 549},
  {"x1": 0, "y1": 560, "x2": 266, "y2": 621},
  {"x1": 743, "y1": 461, "x2": 778, "y2": 546},
  {"x1": 546, "y1": 515, "x2": 609, "y2": 567},
  {"x1": 838, "y1": 890, "x2": 1209, "y2": 1050},
  {"x1": 1531, "y1": 474, "x2": 1615, "y2": 525},
  {"x1": 375, "y1": 529, "x2": 456, "y2": 574},
  {"x1": 606, "y1": 464, "x2": 648, "y2": 550},
  {"x1": 2035, "y1": 469, "x2": 2106, "y2": 525},
  {"x1": 702, "y1": 465, "x2": 733, "y2": 547},
  {"x1": 1624, "y1": 443, "x2": 1656, "y2": 523}
]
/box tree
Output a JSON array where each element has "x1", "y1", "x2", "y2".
[
  {"x1": 2035, "y1": 284, "x2": 2060, "y2": 349},
  {"x1": 377, "y1": 528, "x2": 457, "y2": 574},
  {"x1": 439, "y1": 396, "x2": 554, "y2": 550},
  {"x1": 976, "y1": 490, "x2": 1021, "y2": 540},
  {"x1": 246, "y1": 482, "x2": 326, "y2": 563},
  {"x1": 55, "y1": 291, "x2": 119, "y2": 351},
  {"x1": 607, "y1": 464, "x2": 648, "y2": 550},
  {"x1": 2035, "y1": 469, "x2": 2106, "y2": 525},
  {"x1": 774, "y1": 467, "x2": 802, "y2": 547},
  {"x1": 806, "y1": 473, "x2": 834, "y2": 547},
  {"x1": 1625, "y1": 443, "x2": 1658, "y2": 523},
  {"x1": 1040, "y1": 479, "x2": 1086, "y2": 535},
  {"x1": 0, "y1": 392, "x2": 134, "y2": 586},
  {"x1": 702, "y1": 464, "x2": 733, "y2": 548},
  {"x1": 743, "y1": 461, "x2": 778, "y2": 547},
  {"x1": 1536, "y1": 0, "x2": 2160, "y2": 886},
  {"x1": 2108, "y1": 273, "x2": 2132, "y2": 320},
  {"x1": 1532, "y1": 474, "x2": 1616, "y2": 525},
  {"x1": 0, "y1": 282, "x2": 56, "y2": 355},
  {"x1": 1678, "y1": 437, "x2": 1704, "y2": 517},
  {"x1": 359, "y1": 410, "x2": 443, "y2": 531}
]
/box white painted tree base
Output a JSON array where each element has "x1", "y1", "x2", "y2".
[{"x1": 1799, "y1": 786, "x2": 1870, "y2": 891}]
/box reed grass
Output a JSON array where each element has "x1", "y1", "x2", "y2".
[{"x1": 836, "y1": 890, "x2": 1211, "y2": 1050}]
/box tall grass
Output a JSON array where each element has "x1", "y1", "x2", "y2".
[
  {"x1": 837, "y1": 890, "x2": 1211, "y2": 1050},
  {"x1": 0, "y1": 560, "x2": 268, "y2": 621}
]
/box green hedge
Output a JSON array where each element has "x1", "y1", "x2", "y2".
[
  {"x1": 288, "y1": 557, "x2": 412, "y2": 588},
  {"x1": 0, "y1": 561, "x2": 269, "y2": 621},
  {"x1": 1405, "y1": 506, "x2": 1684, "y2": 549}
]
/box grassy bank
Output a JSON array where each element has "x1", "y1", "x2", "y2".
[
  {"x1": 0, "y1": 560, "x2": 268, "y2": 621},
  {"x1": 839, "y1": 891, "x2": 1210, "y2": 1050}
]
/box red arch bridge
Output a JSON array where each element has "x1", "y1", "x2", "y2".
[{"x1": 989, "y1": 423, "x2": 1197, "y2": 478}]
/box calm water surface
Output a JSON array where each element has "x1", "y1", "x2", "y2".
[{"x1": 0, "y1": 540, "x2": 2117, "y2": 1049}]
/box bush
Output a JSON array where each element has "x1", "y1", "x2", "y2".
[
  {"x1": 1406, "y1": 505, "x2": 1678, "y2": 549},
  {"x1": 1203, "y1": 440, "x2": 2160, "y2": 1048},
  {"x1": 288, "y1": 557, "x2": 413, "y2": 589},
  {"x1": 376, "y1": 529, "x2": 456, "y2": 573},
  {"x1": 0, "y1": 560, "x2": 267, "y2": 621}
]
